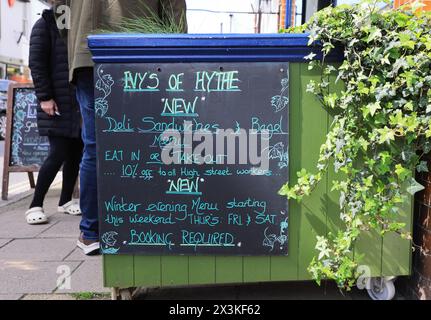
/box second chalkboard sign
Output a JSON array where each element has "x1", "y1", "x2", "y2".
[
  {"x1": 96, "y1": 62, "x2": 289, "y2": 256},
  {"x1": 10, "y1": 87, "x2": 49, "y2": 166},
  {"x1": 2, "y1": 83, "x2": 49, "y2": 200}
]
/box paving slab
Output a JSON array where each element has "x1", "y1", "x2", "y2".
[
  {"x1": 55, "y1": 260, "x2": 110, "y2": 294},
  {"x1": 0, "y1": 238, "x2": 76, "y2": 261},
  {"x1": 37, "y1": 219, "x2": 81, "y2": 239},
  {"x1": 47, "y1": 211, "x2": 82, "y2": 222},
  {"x1": 0, "y1": 260, "x2": 80, "y2": 294},
  {"x1": 0, "y1": 211, "x2": 54, "y2": 239},
  {"x1": 64, "y1": 248, "x2": 100, "y2": 262},
  {"x1": 0, "y1": 294, "x2": 23, "y2": 300}
]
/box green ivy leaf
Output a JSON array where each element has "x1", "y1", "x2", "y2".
[
  {"x1": 367, "y1": 102, "x2": 381, "y2": 117},
  {"x1": 399, "y1": 33, "x2": 416, "y2": 50},
  {"x1": 278, "y1": 184, "x2": 292, "y2": 197},
  {"x1": 404, "y1": 101, "x2": 414, "y2": 111},
  {"x1": 405, "y1": 178, "x2": 425, "y2": 195},
  {"x1": 306, "y1": 80, "x2": 316, "y2": 93},
  {"x1": 395, "y1": 164, "x2": 410, "y2": 180},
  {"x1": 281, "y1": 0, "x2": 430, "y2": 291},
  {"x1": 377, "y1": 127, "x2": 396, "y2": 144},
  {"x1": 304, "y1": 52, "x2": 317, "y2": 60},
  {"x1": 366, "y1": 26, "x2": 382, "y2": 43},
  {"x1": 417, "y1": 161, "x2": 429, "y2": 173},
  {"x1": 394, "y1": 12, "x2": 409, "y2": 27},
  {"x1": 324, "y1": 93, "x2": 338, "y2": 108}
]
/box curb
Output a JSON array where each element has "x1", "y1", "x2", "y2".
[{"x1": 0, "y1": 190, "x2": 34, "y2": 210}]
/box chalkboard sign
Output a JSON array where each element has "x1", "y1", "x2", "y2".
[
  {"x1": 2, "y1": 84, "x2": 49, "y2": 200},
  {"x1": 96, "y1": 62, "x2": 289, "y2": 256},
  {"x1": 9, "y1": 87, "x2": 49, "y2": 166}
]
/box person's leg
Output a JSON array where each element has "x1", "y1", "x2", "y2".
[
  {"x1": 30, "y1": 136, "x2": 66, "y2": 208},
  {"x1": 59, "y1": 137, "x2": 83, "y2": 207},
  {"x1": 75, "y1": 68, "x2": 99, "y2": 241}
]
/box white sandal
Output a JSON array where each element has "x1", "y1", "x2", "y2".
[
  {"x1": 58, "y1": 201, "x2": 82, "y2": 216},
  {"x1": 25, "y1": 207, "x2": 48, "y2": 225}
]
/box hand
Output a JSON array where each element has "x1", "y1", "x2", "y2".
[{"x1": 40, "y1": 99, "x2": 58, "y2": 116}]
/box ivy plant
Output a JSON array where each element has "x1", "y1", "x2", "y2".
[{"x1": 279, "y1": 0, "x2": 431, "y2": 289}]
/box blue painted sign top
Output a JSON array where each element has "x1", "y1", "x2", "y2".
[{"x1": 88, "y1": 33, "x2": 343, "y2": 63}]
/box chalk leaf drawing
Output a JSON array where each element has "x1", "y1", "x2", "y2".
[
  {"x1": 95, "y1": 98, "x2": 109, "y2": 118},
  {"x1": 268, "y1": 142, "x2": 289, "y2": 170},
  {"x1": 101, "y1": 231, "x2": 120, "y2": 254},
  {"x1": 263, "y1": 216, "x2": 289, "y2": 252},
  {"x1": 271, "y1": 73, "x2": 289, "y2": 113},
  {"x1": 95, "y1": 65, "x2": 114, "y2": 118}
]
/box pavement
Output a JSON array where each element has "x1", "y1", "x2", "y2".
[
  {"x1": 0, "y1": 185, "x2": 372, "y2": 301},
  {"x1": 0, "y1": 185, "x2": 110, "y2": 300},
  {"x1": 0, "y1": 185, "x2": 398, "y2": 301}
]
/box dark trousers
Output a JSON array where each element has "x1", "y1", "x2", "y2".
[
  {"x1": 75, "y1": 68, "x2": 99, "y2": 240},
  {"x1": 30, "y1": 136, "x2": 83, "y2": 208}
]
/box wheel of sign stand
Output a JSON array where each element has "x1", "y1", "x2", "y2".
[
  {"x1": 112, "y1": 287, "x2": 134, "y2": 300},
  {"x1": 111, "y1": 288, "x2": 119, "y2": 300},
  {"x1": 133, "y1": 287, "x2": 149, "y2": 299},
  {"x1": 119, "y1": 288, "x2": 133, "y2": 300},
  {"x1": 366, "y1": 277, "x2": 396, "y2": 300}
]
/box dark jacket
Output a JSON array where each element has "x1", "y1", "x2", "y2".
[{"x1": 29, "y1": 9, "x2": 81, "y2": 138}]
